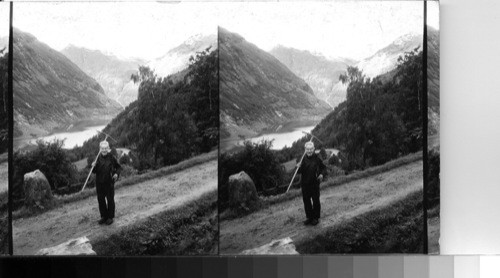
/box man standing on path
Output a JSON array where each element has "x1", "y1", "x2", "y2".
[
  {"x1": 297, "y1": 142, "x2": 327, "y2": 226},
  {"x1": 92, "y1": 141, "x2": 122, "y2": 225}
]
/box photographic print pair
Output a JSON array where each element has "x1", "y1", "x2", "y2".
[{"x1": 0, "y1": 1, "x2": 440, "y2": 256}]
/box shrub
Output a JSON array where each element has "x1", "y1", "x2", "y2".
[
  {"x1": 328, "y1": 153, "x2": 341, "y2": 166},
  {"x1": 119, "y1": 153, "x2": 131, "y2": 165},
  {"x1": 219, "y1": 140, "x2": 285, "y2": 211},
  {"x1": 12, "y1": 139, "x2": 77, "y2": 207}
]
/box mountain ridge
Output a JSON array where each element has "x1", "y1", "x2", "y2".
[
  {"x1": 270, "y1": 45, "x2": 355, "y2": 108},
  {"x1": 13, "y1": 28, "x2": 122, "y2": 137},
  {"x1": 219, "y1": 27, "x2": 331, "y2": 141},
  {"x1": 61, "y1": 45, "x2": 144, "y2": 107}
]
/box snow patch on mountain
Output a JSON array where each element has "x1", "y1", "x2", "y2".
[{"x1": 148, "y1": 34, "x2": 216, "y2": 78}]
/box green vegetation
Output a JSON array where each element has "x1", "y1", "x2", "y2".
[
  {"x1": 70, "y1": 48, "x2": 218, "y2": 171},
  {"x1": 276, "y1": 48, "x2": 424, "y2": 173},
  {"x1": 295, "y1": 190, "x2": 424, "y2": 254},
  {"x1": 219, "y1": 140, "x2": 286, "y2": 211},
  {"x1": 92, "y1": 190, "x2": 217, "y2": 255},
  {"x1": 318, "y1": 48, "x2": 423, "y2": 170},
  {"x1": 12, "y1": 139, "x2": 78, "y2": 209}
]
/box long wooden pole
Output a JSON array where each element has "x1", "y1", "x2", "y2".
[
  {"x1": 80, "y1": 150, "x2": 101, "y2": 192},
  {"x1": 286, "y1": 133, "x2": 316, "y2": 193},
  {"x1": 285, "y1": 150, "x2": 307, "y2": 193}
]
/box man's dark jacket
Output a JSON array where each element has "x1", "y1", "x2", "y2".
[
  {"x1": 297, "y1": 153, "x2": 327, "y2": 189},
  {"x1": 92, "y1": 153, "x2": 122, "y2": 187}
]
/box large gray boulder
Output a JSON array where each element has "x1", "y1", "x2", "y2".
[
  {"x1": 228, "y1": 171, "x2": 259, "y2": 211},
  {"x1": 23, "y1": 169, "x2": 53, "y2": 209},
  {"x1": 241, "y1": 237, "x2": 299, "y2": 255},
  {"x1": 36, "y1": 237, "x2": 96, "y2": 255}
]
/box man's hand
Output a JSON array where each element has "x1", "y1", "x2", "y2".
[
  {"x1": 112, "y1": 174, "x2": 118, "y2": 181},
  {"x1": 317, "y1": 174, "x2": 323, "y2": 181},
  {"x1": 92, "y1": 161, "x2": 96, "y2": 168},
  {"x1": 296, "y1": 162, "x2": 301, "y2": 168}
]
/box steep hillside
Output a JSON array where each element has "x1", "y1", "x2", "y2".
[
  {"x1": 13, "y1": 29, "x2": 122, "y2": 137},
  {"x1": 219, "y1": 27, "x2": 330, "y2": 139},
  {"x1": 270, "y1": 46, "x2": 355, "y2": 108},
  {"x1": 76, "y1": 48, "x2": 218, "y2": 169},
  {"x1": 61, "y1": 46, "x2": 144, "y2": 107}
]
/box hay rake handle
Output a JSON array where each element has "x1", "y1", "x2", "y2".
[{"x1": 80, "y1": 130, "x2": 116, "y2": 192}]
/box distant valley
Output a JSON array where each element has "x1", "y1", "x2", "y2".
[
  {"x1": 270, "y1": 32, "x2": 426, "y2": 110},
  {"x1": 13, "y1": 29, "x2": 217, "y2": 141},
  {"x1": 270, "y1": 46, "x2": 355, "y2": 108},
  {"x1": 219, "y1": 27, "x2": 331, "y2": 142},
  {"x1": 63, "y1": 34, "x2": 216, "y2": 108},
  {"x1": 13, "y1": 29, "x2": 122, "y2": 138},
  {"x1": 61, "y1": 46, "x2": 145, "y2": 108}
]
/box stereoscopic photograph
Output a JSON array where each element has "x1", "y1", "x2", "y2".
[
  {"x1": 0, "y1": 2, "x2": 10, "y2": 255},
  {"x1": 11, "y1": 2, "x2": 218, "y2": 255},
  {"x1": 218, "y1": 1, "x2": 436, "y2": 254}
]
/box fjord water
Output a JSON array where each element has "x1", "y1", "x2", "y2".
[
  {"x1": 14, "y1": 120, "x2": 109, "y2": 150},
  {"x1": 34, "y1": 124, "x2": 107, "y2": 149},
  {"x1": 242, "y1": 125, "x2": 316, "y2": 150}
]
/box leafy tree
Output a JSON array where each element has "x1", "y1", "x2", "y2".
[
  {"x1": 77, "y1": 48, "x2": 219, "y2": 171},
  {"x1": 284, "y1": 49, "x2": 424, "y2": 171}
]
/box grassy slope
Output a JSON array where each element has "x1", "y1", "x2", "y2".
[
  {"x1": 295, "y1": 190, "x2": 424, "y2": 254},
  {"x1": 13, "y1": 150, "x2": 217, "y2": 220},
  {"x1": 221, "y1": 151, "x2": 422, "y2": 221},
  {"x1": 92, "y1": 191, "x2": 218, "y2": 256},
  {"x1": 220, "y1": 157, "x2": 422, "y2": 254}
]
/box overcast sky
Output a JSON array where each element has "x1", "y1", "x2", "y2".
[
  {"x1": 0, "y1": 3, "x2": 9, "y2": 49},
  {"x1": 13, "y1": 2, "x2": 218, "y2": 61},
  {"x1": 10, "y1": 1, "x2": 438, "y2": 62},
  {"x1": 217, "y1": 1, "x2": 434, "y2": 61}
]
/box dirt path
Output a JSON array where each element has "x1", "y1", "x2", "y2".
[
  {"x1": 220, "y1": 160, "x2": 423, "y2": 254},
  {"x1": 13, "y1": 159, "x2": 217, "y2": 255}
]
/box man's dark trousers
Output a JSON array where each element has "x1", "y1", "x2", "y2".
[
  {"x1": 96, "y1": 182, "x2": 115, "y2": 219},
  {"x1": 302, "y1": 184, "x2": 320, "y2": 220}
]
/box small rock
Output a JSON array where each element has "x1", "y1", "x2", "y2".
[
  {"x1": 36, "y1": 237, "x2": 96, "y2": 255},
  {"x1": 241, "y1": 237, "x2": 299, "y2": 255}
]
